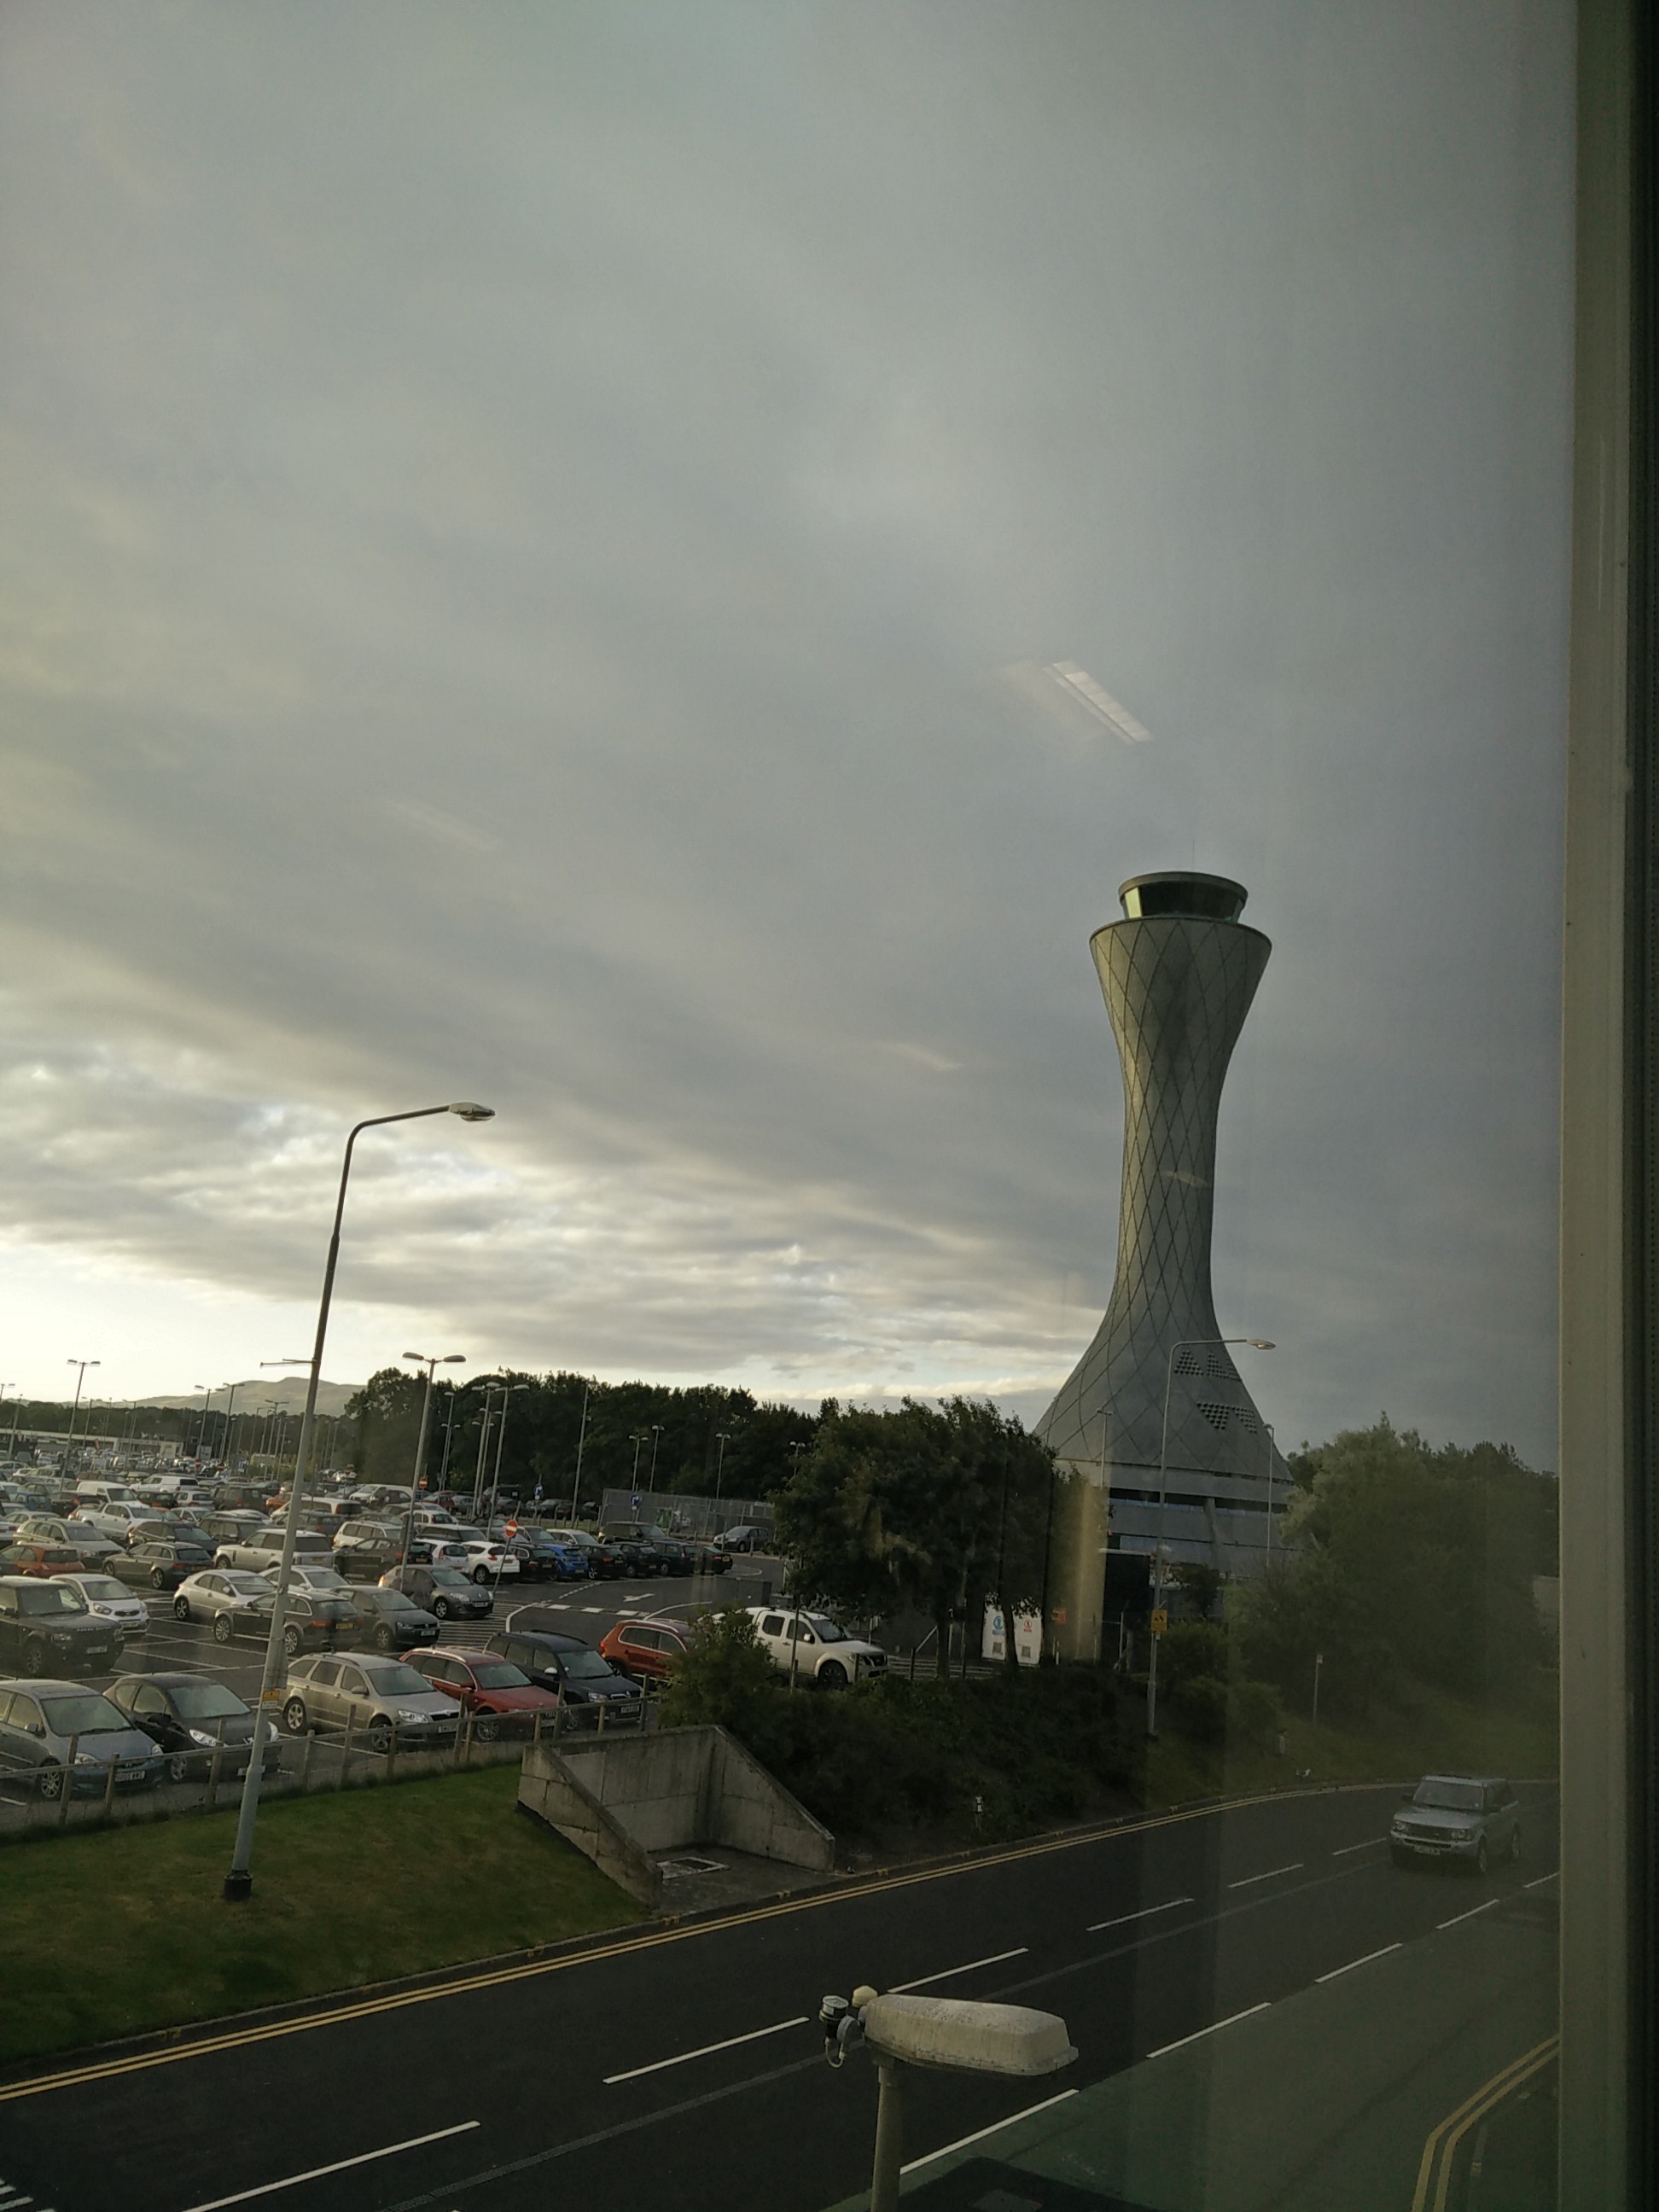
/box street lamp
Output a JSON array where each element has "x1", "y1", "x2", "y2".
[
  {"x1": 1264, "y1": 1419, "x2": 1278, "y2": 1561},
  {"x1": 647, "y1": 1423, "x2": 662, "y2": 1490},
  {"x1": 224, "y1": 1098, "x2": 494, "y2": 1902},
  {"x1": 628, "y1": 1431, "x2": 649, "y2": 1488},
  {"x1": 484, "y1": 1383, "x2": 529, "y2": 1532},
  {"x1": 66, "y1": 1358, "x2": 100, "y2": 1443},
  {"x1": 1146, "y1": 1336, "x2": 1275, "y2": 1739},
  {"x1": 194, "y1": 1383, "x2": 213, "y2": 1465},
  {"x1": 713, "y1": 1429, "x2": 731, "y2": 1530},
  {"x1": 568, "y1": 1381, "x2": 592, "y2": 1523},
  {"x1": 399, "y1": 1353, "x2": 466, "y2": 1567}
]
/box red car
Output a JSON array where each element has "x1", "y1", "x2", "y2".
[
  {"x1": 404, "y1": 1646, "x2": 562, "y2": 1738},
  {"x1": 598, "y1": 1614, "x2": 694, "y2": 1683},
  {"x1": 0, "y1": 1540, "x2": 87, "y2": 1580}
]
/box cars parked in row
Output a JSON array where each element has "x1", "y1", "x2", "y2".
[
  {"x1": 0, "y1": 1680, "x2": 161, "y2": 1797},
  {"x1": 171, "y1": 1569, "x2": 363, "y2": 1655},
  {"x1": 351, "y1": 1585, "x2": 442, "y2": 1651},
  {"x1": 598, "y1": 1614, "x2": 696, "y2": 1683},
  {"x1": 403, "y1": 1647, "x2": 562, "y2": 1736},
  {"x1": 106, "y1": 1672, "x2": 280, "y2": 1783},
  {"x1": 279, "y1": 1653, "x2": 458, "y2": 1751},
  {"x1": 484, "y1": 1628, "x2": 642, "y2": 1714},
  {"x1": 109, "y1": 1537, "x2": 213, "y2": 1591},
  {"x1": 381, "y1": 1563, "x2": 496, "y2": 1623},
  {"x1": 57, "y1": 1572, "x2": 149, "y2": 1639},
  {"x1": 1390, "y1": 1775, "x2": 1522, "y2": 1873}
]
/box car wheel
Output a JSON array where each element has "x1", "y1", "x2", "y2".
[
  {"x1": 473, "y1": 1566, "x2": 491, "y2": 1586},
  {"x1": 375, "y1": 1625, "x2": 395, "y2": 1653},
  {"x1": 22, "y1": 1637, "x2": 48, "y2": 1674},
  {"x1": 474, "y1": 1713, "x2": 500, "y2": 1742},
  {"x1": 212, "y1": 1614, "x2": 233, "y2": 1644},
  {"x1": 37, "y1": 1765, "x2": 64, "y2": 1800},
  {"x1": 173, "y1": 1596, "x2": 191, "y2": 1621},
  {"x1": 282, "y1": 1625, "x2": 302, "y2": 1658},
  {"x1": 1475, "y1": 1837, "x2": 1489, "y2": 1877},
  {"x1": 150, "y1": 1568, "x2": 169, "y2": 1590},
  {"x1": 434, "y1": 1596, "x2": 451, "y2": 1619},
  {"x1": 282, "y1": 1698, "x2": 309, "y2": 1736},
  {"x1": 818, "y1": 1660, "x2": 848, "y2": 1690},
  {"x1": 167, "y1": 1751, "x2": 189, "y2": 1784},
  {"x1": 368, "y1": 1718, "x2": 393, "y2": 1755}
]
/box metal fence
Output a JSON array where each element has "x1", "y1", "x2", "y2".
[
  {"x1": 596, "y1": 1487, "x2": 775, "y2": 1541},
  {"x1": 0, "y1": 1694, "x2": 657, "y2": 1841}
]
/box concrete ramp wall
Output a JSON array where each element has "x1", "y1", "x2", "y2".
[{"x1": 517, "y1": 1724, "x2": 835, "y2": 1909}]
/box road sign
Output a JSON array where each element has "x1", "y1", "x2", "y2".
[
  {"x1": 632, "y1": 1493, "x2": 641, "y2": 1512},
  {"x1": 504, "y1": 1518, "x2": 519, "y2": 1537},
  {"x1": 1150, "y1": 1609, "x2": 1168, "y2": 1634}
]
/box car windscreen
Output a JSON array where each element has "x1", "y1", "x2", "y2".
[
  {"x1": 560, "y1": 1648, "x2": 612, "y2": 1679},
  {"x1": 223, "y1": 1575, "x2": 273, "y2": 1596},
  {"x1": 804, "y1": 1615, "x2": 847, "y2": 1642},
  {"x1": 171, "y1": 1682, "x2": 248, "y2": 1720},
  {"x1": 364, "y1": 1664, "x2": 432, "y2": 1697},
  {"x1": 17, "y1": 1582, "x2": 90, "y2": 1615},
  {"x1": 1413, "y1": 1779, "x2": 1484, "y2": 1811},
  {"x1": 38, "y1": 1693, "x2": 131, "y2": 1736},
  {"x1": 74, "y1": 1576, "x2": 130, "y2": 1602},
  {"x1": 471, "y1": 1662, "x2": 527, "y2": 1689},
  {"x1": 428, "y1": 1569, "x2": 471, "y2": 1589}
]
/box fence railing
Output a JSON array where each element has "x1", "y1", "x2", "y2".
[{"x1": 0, "y1": 1692, "x2": 657, "y2": 1841}]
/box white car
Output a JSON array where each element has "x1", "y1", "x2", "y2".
[
  {"x1": 743, "y1": 1604, "x2": 887, "y2": 1687},
  {"x1": 58, "y1": 1571, "x2": 150, "y2": 1639},
  {"x1": 445, "y1": 1540, "x2": 520, "y2": 1586},
  {"x1": 77, "y1": 1500, "x2": 155, "y2": 1541}
]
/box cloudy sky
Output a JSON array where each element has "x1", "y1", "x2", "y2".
[{"x1": 0, "y1": 3, "x2": 1573, "y2": 1464}]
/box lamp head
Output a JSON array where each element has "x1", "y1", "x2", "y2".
[
  {"x1": 447, "y1": 1102, "x2": 494, "y2": 1122},
  {"x1": 1249, "y1": 1339, "x2": 1276, "y2": 1350}
]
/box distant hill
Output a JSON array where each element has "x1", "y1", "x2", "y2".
[{"x1": 132, "y1": 1378, "x2": 360, "y2": 1417}]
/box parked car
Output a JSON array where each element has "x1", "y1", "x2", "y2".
[
  {"x1": 15, "y1": 1516, "x2": 124, "y2": 1567},
  {"x1": 443, "y1": 1540, "x2": 521, "y2": 1586},
  {"x1": 538, "y1": 1528, "x2": 625, "y2": 1579},
  {"x1": 1390, "y1": 1775, "x2": 1522, "y2": 1873},
  {"x1": 125, "y1": 1516, "x2": 206, "y2": 1547},
  {"x1": 350, "y1": 1585, "x2": 442, "y2": 1652},
  {"x1": 57, "y1": 1572, "x2": 149, "y2": 1640},
  {"x1": 278, "y1": 1652, "x2": 458, "y2": 1751},
  {"x1": 598, "y1": 1614, "x2": 696, "y2": 1683},
  {"x1": 106, "y1": 1672, "x2": 279, "y2": 1782},
  {"x1": 75, "y1": 1500, "x2": 156, "y2": 1542},
  {"x1": 0, "y1": 1540, "x2": 91, "y2": 1580},
  {"x1": 195, "y1": 1511, "x2": 271, "y2": 1548},
  {"x1": 744, "y1": 1605, "x2": 886, "y2": 1687},
  {"x1": 171, "y1": 1569, "x2": 278, "y2": 1643},
  {"x1": 380, "y1": 1563, "x2": 496, "y2": 1624},
  {"x1": 331, "y1": 1522, "x2": 408, "y2": 1581},
  {"x1": 111, "y1": 1538, "x2": 214, "y2": 1591},
  {"x1": 0, "y1": 1575, "x2": 123, "y2": 1676},
  {"x1": 484, "y1": 1628, "x2": 643, "y2": 1714},
  {"x1": 0, "y1": 1680, "x2": 162, "y2": 1798},
  {"x1": 280, "y1": 1562, "x2": 359, "y2": 1602},
  {"x1": 713, "y1": 1524, "x2": 768, "y2": 1554},
  {"x1": 213, "y1": 1527, "x2": 334, "y2": 1573},
  {"x1": 403, "y1": 1646, "x2": 562, "y2": 1737}
]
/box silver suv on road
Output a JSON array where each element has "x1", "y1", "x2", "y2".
[{"x1": 1390, "y1": 1773, "x2": 1521, "y2": 1873}]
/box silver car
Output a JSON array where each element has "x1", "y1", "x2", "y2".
[
  {"x1": 279, "y1": 1653, "x2": 458, "y2": 1752},
  {"x1": 1390, "y1": 1773, "x2": 1522, "y2": 1873},
  {"x1": 0, "y1": 1679, "x2": 162, "y2": 1798},
  {"x1": 57, "y1": 1572, "x2": 149, "y2": 1639}
]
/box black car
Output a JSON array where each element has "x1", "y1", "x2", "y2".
[
  {"x1": 380, "y1": 1563, "x2": 494, "y2": 1622},
  {"x1": 107, "y1": 1671, "x2": 280, "y2": 1783},
  {"x1": 331, "y1": 1523, "x2": 408, "y2": 1582},
  {"x1": 350, "y1": 1586, "x2": 443, "y2": 1652},
  {"x1": 484, "y1": 1629, "x2": 643, "y2": 1714},
  {"x1": 111, "y1": 1538, "x2": 214, "y2": 1591},
  {"x1": 0, "y1": 1575, "x2": 122, "y2": 1676}
]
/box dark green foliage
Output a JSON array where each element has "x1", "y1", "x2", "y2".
[
  {"x1": 701, "y1": 1667, "x2": 1138, "y2": 1845},
  {"x1": 1156, "y1": 1621, "x2": 1229, "y2": 1695},
  {"x1": 1232, "y1": 1418, "x2": 1557, "y2": 1717},
  {"x1": 1169, "y1": 1563, "x2": 1223, "y2": 1620},
  {"x1": 1169, "y1": 1676, "x2": 1229, "y2": 1743},
  {"x1": 659, "y1": 1606, "x2": 778, "y2": 1732}
]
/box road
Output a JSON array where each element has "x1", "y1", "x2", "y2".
[{"x1": 0, "y1": 1779, "x2": 1558, "y2": 2212}]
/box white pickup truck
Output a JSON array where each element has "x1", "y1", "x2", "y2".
[{"x1": 743, "y1": 1604, "x2": 886, "y2": 1687}]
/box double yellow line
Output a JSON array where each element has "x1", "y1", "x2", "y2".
[{"x1": 1409, "y1": 2034, "x2": 1557, "y2": 2212}]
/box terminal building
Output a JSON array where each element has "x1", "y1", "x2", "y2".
[{"x1": 1036, "y1": 871, "x2": 1289, "y2": 1656}]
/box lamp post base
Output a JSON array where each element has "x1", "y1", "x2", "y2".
[{"x1": 222, "y1": 1871, "x2": 253, "y2": 1903}]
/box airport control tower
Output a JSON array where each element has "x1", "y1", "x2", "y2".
[{"x1": 1038, "y1": 871, "x2": 1287, "y2": 1650}]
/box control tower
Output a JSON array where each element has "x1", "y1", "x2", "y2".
[{"x1": 1038, "y1": 872, "x2": 1286, "y2": 1650}]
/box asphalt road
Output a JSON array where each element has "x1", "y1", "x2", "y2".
[{"x1": 0, "y1": 1780, "x2": 1559, "y2": 2212}]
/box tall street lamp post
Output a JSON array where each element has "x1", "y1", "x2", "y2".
[
  {"x1": 1146, "y1": 1336, "x2": 1275, "y2": 1739},
  {"x1": 400, "y1": 1353, "x2": 466, "y2": 1567},
  {"x1": 66, "y1": 1358, "x2": 100, "y2": 1444},
  {"x1": 1264, "y1": 1420, "x2": 1278, "y2": 1561},
  {"x1": 194, "y1": 1384, "x2": 212, "y2": 1465},
  {"x1": 713, "y1": 1429, "x2": 731, "y2": 1534},
  {"x1": 484, "y1": 1385, "x2": 528, "y2": 1531},
  {"x1": 224, "y1": 1099, "x2": 493, "y2": 1902},
  {"x1": 568, "y1": 1381, "x2": 591, "y2": 1523},
  {"x1": 628, "y1": 1431, "x2": 649, "y2": 1490}
]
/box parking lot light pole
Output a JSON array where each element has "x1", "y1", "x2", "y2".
[
  {"x1": 568, "y1": 1380, "x2": 591, "y2": 1523},
  {"x1": 223, "y1": 1101, "x2": 494, "y2": 1904},
  {"x1": 1146, "y1": 1336, "x2": 1274, "y2": 1739},
  {"x1": 400, "y1": 1353, "x2": 466, "y2": 1568},
  {"x1": 66, "y1": 1358, "x2": 100, "y2": 1444}
]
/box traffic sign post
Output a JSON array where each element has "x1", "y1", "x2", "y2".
[{"x1": 1150, "y1": 1608, "x2": 1168, "y2": 1635}]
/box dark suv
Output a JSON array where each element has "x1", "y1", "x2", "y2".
[
  {"x1": 484, "y1": 1628, "x2": 643, "y2": 1714},
  {"x1": 0, "y1": 1575, "x2": 122, "y2": 1676}
]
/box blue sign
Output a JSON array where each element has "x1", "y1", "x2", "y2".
[{"x1": 632, "y1": 1493, "x2": 641, "y2": 1512}]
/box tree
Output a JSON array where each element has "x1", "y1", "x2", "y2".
[{"x1": 660, "y1": 1606, "x2": 779, "y2": 1732}]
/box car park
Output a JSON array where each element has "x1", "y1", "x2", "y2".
[
  {"x1": 379, "y1": 1563, "x2": 496, "y2": 1623},
  {"x1": 538, "y1": 1528, "x2": 625, "y2": 1579},
  {"x1": 15, "y1": 1516, "x2": 125, "y2": 1567},
  {"x1": 0, "y1": 1681, "x2": 162, "y2": 1798},
  {"x1": 57, "y1": 1572, "x2": 149, "y2": 1639},
  {"x1": 485, "y1": 1628, "x2": 642, "y2": 1714},
  {"x1": 111, "y1": 1537, "x2": 214, "y2": 1591},
  {"x1": 598, "y1": 1614, "x2": 696, "y2": 1683},
  {"x1": 107, "y1": 1672, "x2": 278, "y2": 1782},
  {"x1": 0, "y1": 1539, "x2": 90, "y2": 1580},
  {"x1": 278, "y1": 1653, "x2": 458, "y2": 1750},
  {"x1": 1390, "y1": 1775, "x2": 1522, "y2": 1873},
  {"x1": 350, "y1": 1585, "x2": 442, "y2": 1651},
  {"x1": 213, "y1": 1526, "x2": 334, "y2": 1573},
  {"x1": 745, "y1": 1605, "x2": 886, "y2": 1686},
  {"x1": 75, "y1": 1500, "x2": 155, "y2": 1542},
  {"x1": 331, "y1": 1521, "x2": 408, "y2": 1581},
  {"x1": 403, "y1": 1647, "x2": 562, "y2": 1737},
  {"x1": 0, "y1": 1575, "x2": 123, "y2": 1675},
  {"x1": 172, "y1": 1569, "x2": 278, "y2": 1642}
]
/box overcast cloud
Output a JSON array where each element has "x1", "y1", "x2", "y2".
[{"x1": 0, "y1": 3, "x2": 1573, "y2": 1464}]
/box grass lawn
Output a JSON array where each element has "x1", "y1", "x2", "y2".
[{"x1": 0, "y1": 1765, "x2": 643, "y2": 2068}]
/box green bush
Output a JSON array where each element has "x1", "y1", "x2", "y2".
[
  {"x1": 1169, "y1": 1674, "x2": 1229, "y2": 1742},
  {"x1": 1158, "y1": 1621, "x2": 1229, "y2": 1695},
  {"x1": 658, "y1": 1605, "x2": 779, "y2": 1732},
  {"x1": 1225, "y1": 1675, "x2": 1284, "y2": 1749}
]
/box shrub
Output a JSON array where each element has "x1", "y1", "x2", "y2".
[
  {"x1": 1169, "y1": 1674, "x2": 1229, "y2": 1742},
  {"x1": 658, "y1": 1606, "x2": 779, "y2": 1732}
]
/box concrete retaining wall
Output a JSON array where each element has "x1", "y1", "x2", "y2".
[{"x1": 516, "y1": 1724, "x2": 834, "y2": 1908}]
